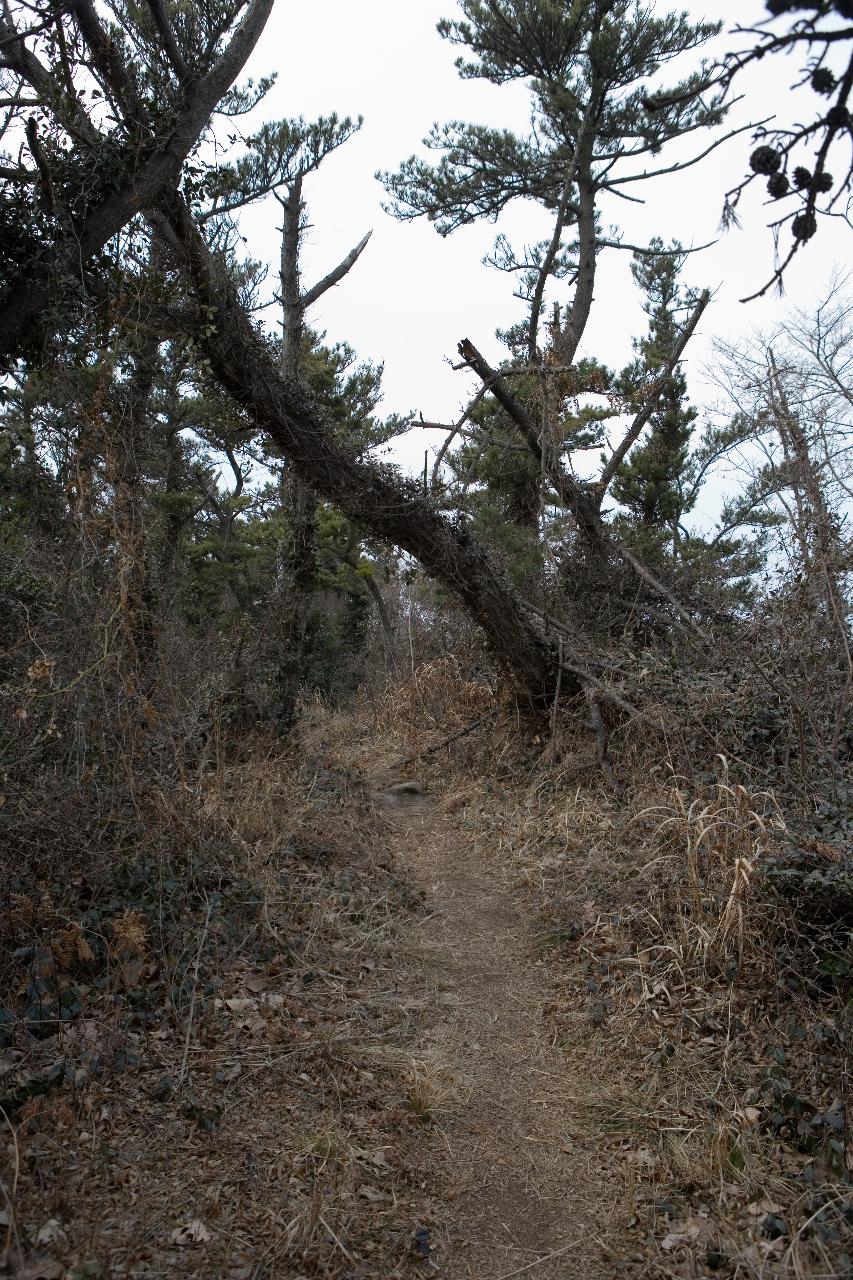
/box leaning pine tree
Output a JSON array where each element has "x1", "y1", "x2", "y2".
[
  {"x1": 0, "y1": 0, "x2": 738, "y2": 701},
  {"x1": 382, "y1": 0, "x2": 730, "y2": 599}
]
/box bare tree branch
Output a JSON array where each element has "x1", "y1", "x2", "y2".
[
  {"x1": 0, "y1": 161, "x2": 36, "y2": 180},
  {"x1": 71, "y1": 0, "x2": 144, "y2": 126},
  {"x1": 24, "y1": 115, "x2": 54, "y2": 210},
  {"x1": 456, "y1": 336, "x2": 604, "y2": 543},
  {"x1": 430, "y1": 383, "x2": 490, "y2": 490},
  {"x1": 598, "y1": 289, "x2": 710, "y2": 492},
  {"x1": 301, "y1": 231, "x2": 372, "y2": 310},
  {"x1": 144, "y1": 0, "x2": 191, "y2": 82}
]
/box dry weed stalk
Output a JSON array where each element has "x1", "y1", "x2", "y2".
[
  {"x1": 632, "y1": 756, "x2": 786, "y2": 975},
  {"x1": 0, "y1": 1104, "x2": 22, "y2": 1268},
  {"x1": 374, "y1": 656, "x2": 494, "y2": 735}
]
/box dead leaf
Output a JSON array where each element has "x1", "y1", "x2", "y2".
[
  {"x1": 357, "y1": 1184, "x2": 391, "y2": 1203},
  {"x1": 748, "y1": 1198, "x2": 783, "y2": 1217},
  {"x1": 243, "y1": 975, "x2": 269, "y2": 994},
  {"x1": 661, "y1": 1231, "x2": 688, "y2": 1251},
  {"x1": 170, "y1": 1219, "x2": 211, "y2": 1246},
  {"x1": 34, "y1": 1221, "x2": 67, "y2": 1250},
  {"x1": 26, "y1": 659, "x2": 55, "y2": 681},
  {"x1": 659, "y1": 1215, "x2": 706, "y2": 1252}
]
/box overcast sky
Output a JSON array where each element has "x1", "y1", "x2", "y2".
[{"x1": 233, "y1": 2, "x2": 851, "y2": 477}]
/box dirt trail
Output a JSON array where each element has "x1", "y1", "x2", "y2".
[{"x1": 383, "y1": 793, "x2": 623, "y2": 1280}]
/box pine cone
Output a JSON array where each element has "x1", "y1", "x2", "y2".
[
  {"x1": 750, "y1": 145, "x2": 782, "y2": 175},
  {"x1": 792, "y1": 212, "x2": 817, "y2": 241},
  {"x1": 767, "y1": 173, "x2": 789, "y2": 199},
  {"x1": 811, "y1": 69, "x2": 835, "y2": 96},
  {"x1": 792, "y1": 166, "x2": 812, "y2": 190},
  {"x1": 826, "y1": 105, "x2": 851, "y2": 130}
]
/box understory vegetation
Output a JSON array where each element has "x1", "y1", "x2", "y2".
[{"x1": 0, "y1": 1, "x2": 850, "y2": 1277}]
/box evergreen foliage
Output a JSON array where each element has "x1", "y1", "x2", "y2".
[
  {"x1": 611, "y1": 240, "x2": 698, "y2": 558},
  {"x1": 382, "y1": 0, "x2": 725, "y2": 353}
]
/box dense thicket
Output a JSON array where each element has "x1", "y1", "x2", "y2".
[{"x1": 0, "y1": 0, "x2": 849, "y2": 970}]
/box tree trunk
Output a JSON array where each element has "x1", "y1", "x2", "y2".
[
  {"x1": 275, "y1": 470, "x2": 318, "y2": 731},
  {"x1": 163, "y1": 194, "x2": 569, "y2": 705},
  {"x1": 108, "y1": 332, "x2": 159, "y2": 671},
  {"x1": 768, "y1": 351, "x2": 847, "y2": 622},
  {"x1": 273, "y1": 173, "x2": 320, "y2": 729}
]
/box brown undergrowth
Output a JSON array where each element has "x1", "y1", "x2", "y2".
[
  {"x1": 2, "y1": 656, "x2": 849, "y2": 1278},
  {"x1": 0, "y1": 744, "x2": 441, "y2": 1279},
  {"x1": 321, "y1": 658, "x2": 850, "y2": 1279}
]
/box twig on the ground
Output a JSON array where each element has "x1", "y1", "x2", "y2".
[
  {"x1": 179, "y1": 896, "x2": 213, "y2": 1082},
  {"x1": 319, "y1": 1216, "x2": 356, "y2": 1264},
  {"x1": 391, "y1": 705, "x2": 500, "y2": 771},
  {"x1": 494, "y1": 1237, "x2": 586, "y2": 1280},
  {"x1": 0, "y1": 1104, "x2": 21, "y2": 1265}
]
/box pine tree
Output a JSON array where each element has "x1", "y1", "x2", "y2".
[
  {"x1": 611, "y1": 241, "x2": 698, "y2": 560},
  {"x1": 382, "y1": 0, "x2": 724, "y2": 595},
  {"x1": 0, "y1": 0, "x2": 733, "y2": 698},
  {"x1": 382, "y1": 1, "x2": 724, "y2": 366}
]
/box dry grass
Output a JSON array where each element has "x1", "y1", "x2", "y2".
[
  {"x1": 321, "y1": 664, "x2": 850, "y2": 1279},
  {"x1": 2, "y1": 660, "x2": 847, "y2": 1278},
  {"x1": 513, "y1": 750, "x2": 849, "y2": 1279},
  {"x1": 0, "y1": 738, "x2": 444, "y2": 1279}
]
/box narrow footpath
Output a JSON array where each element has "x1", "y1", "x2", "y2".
[{"x1": 382, "y1": 790, "x2": 627, "y2": 1280}]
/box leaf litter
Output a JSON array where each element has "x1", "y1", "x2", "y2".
[{"x1": 1, "y1": 669, "x2": 849, "y2": 1278}]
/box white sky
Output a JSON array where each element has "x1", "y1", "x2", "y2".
[{"x1": 234, "y1": 1, "x2": 851, "y2": 481}]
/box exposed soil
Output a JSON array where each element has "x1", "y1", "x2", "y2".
[
  {"x1": 380, "y1": 788, "x2": 624, "y2": 1279},
  {"x1": 360, "y1": 686, "x2": 849, "y2": 1280}
]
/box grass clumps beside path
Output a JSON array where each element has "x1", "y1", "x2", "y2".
[
  {"x1": 0, "y1": 745, "x2": 441, "y2": 1279},
  {"x1": 327, "y1": 659, "x2": 851, "y2": 1279}
]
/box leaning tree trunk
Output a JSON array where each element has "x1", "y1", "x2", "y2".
[
  {"x1": 162, "y1": 194, "x2": 570, "y2": 706},
  {"x1": 768, "y1": 351, "x2": 848, "y2": 625}
]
